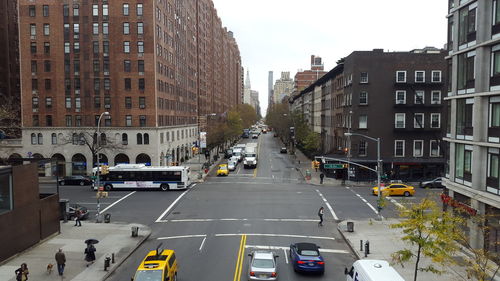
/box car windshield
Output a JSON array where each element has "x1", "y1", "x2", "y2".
[
  {"x1": 246, "y1": 154, "x2": 256, "y2": 157},
  {"x1": 252, "y1": 258, "x2": 274, "y2": 268},
  {"x1": 134, "y1": 270, "x2": 163, "y2": 281},
  {"x1": 299, "y1": 250, "x2": 319, "y2": 256},
  {"x1": 219, "y1": 166, "x2": 228, "y2": 170}
]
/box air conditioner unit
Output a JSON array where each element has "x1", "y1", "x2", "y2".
[
  {"x1": 74, "y1": 71, "x2": 79, "y2": 76},
  {"x1": 31, "y1": 72, "x2": 36, "y2": 76},
  {"x1": 32, "y1": 90, "x2": 38, "y2": 95},
  {"x1": 104, "y1": 104, "x2": 110, "y2": 109},
  {"x1": 75, "y1": 89, "x2": 80, "y2": 95},
  {"x1": 103, "y1": 53, "x2": 109, "y2": 57},
  {"x1": 74, "y1": 34, "x2": 79, "y2": 39},
  {"x1": 104, "y1": 71, "x2": 109, "y2": 76},
  {"x1": 138, "y1": 53, "x2": 144, "y2": 57},
  {"x1": 32, "y1": 108, "x2": 38, "y2": 112},
  {"x1": 139, "y1": 72, "x2": 144, "y2": 75},
  {"x1": 396, "y1": 100, "x2": 405, "y2": 104},
  {"x1": 30, "y1": 35, "x2": 36, "y2": 40}
]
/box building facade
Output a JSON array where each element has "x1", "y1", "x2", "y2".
[
  {"x1": 444, "y1": 0, "x2": 500, "y2": 254},
  {"x1": 273, "y1": 71, "x2": 294, "y2": 104},
  {"x1": 6, "y1": 0, "x2": 242, "y2": 175},
  {"x1": 268, "y1": 71, "x2": 274, "y2": 108},
  {"x1": 0, "y1": 0, "x2": 21, "y2": 137},
  {"x1": 293, "y1": 55, "x2": 327, "y2": 93},
  {"x1": 291, "y1": 48, "x2": 447, "y2": 181}
]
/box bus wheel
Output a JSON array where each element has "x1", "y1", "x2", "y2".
[
  {"x1": 160, "y1": 184, "x2": 170, "y2": 191},
  {"x1": 104, "y1": 184, "x2": 112, "y2": 191}
]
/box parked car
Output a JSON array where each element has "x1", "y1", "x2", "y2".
[
  {"x1": 419, "y1": 177, "x2": 443, "y2": 188},
  {"x1": 280, "y1": 147, "x2": 287, "y2": 154},
  {"x1": 217, "y1": 164, "x2": 229, "y2": 176},
  {"x1": 289, "y1": 242, "x2": 325, "y2": 274},
  {"x1": 228, "y1": 161, "x2": 237, "y2": 171},
  {"x1": 58, "y1": 176, "x2": 93, "y2": 186},
  {"x1": 248, "y1": 251, "x2": 278, "y2": 281},
  {"x1": 372, "y1": 183, "x2": 415, "y2": 197},
  {"x1": 67, "y1": 204, "x2": 89, "y2": 220}
]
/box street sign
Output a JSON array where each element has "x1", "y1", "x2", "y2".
[{"x1": 324, "y1": 164, "x2": 344, "y2": 169}]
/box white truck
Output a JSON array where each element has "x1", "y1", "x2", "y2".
[
  {"x1": 243, "y1": 142, "x2": 258, "y2": 168},
  {"x1": 345, "y1": 260, "x2": 405, "y2": 281}
]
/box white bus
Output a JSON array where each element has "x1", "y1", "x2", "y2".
[{"x1": 98, "y1": 164, "x2": 190, "y2": 191}]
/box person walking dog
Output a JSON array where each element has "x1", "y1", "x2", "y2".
[
  {"x1": 55, "y1": 248, "x2": 66, "y2": 276},
  {"x1": 318, "y1": 207, "x2": 324, "y2": 226}
]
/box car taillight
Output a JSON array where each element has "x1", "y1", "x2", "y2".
[
  {"x1": 297, "y1": 260, "x2": 306, "y2": 264},
  {"x1": 317, "y1": 261, "x2": 325, "y2": 265},
  {"x1": 249, "y1": 271, "x2": 255, "y2": 276},
  {"x1": 271, "y1": 272, "x2": 277, "y2": 277}
]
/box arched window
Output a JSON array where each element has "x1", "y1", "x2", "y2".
[
  {"x1": 37, "y1": 133, "x2": 43, "y2": 145},
  {"x1": 79, "y1": 133, "x2": 85, "y2": 145},
  {"x1": 51, "y1": 133, "x2": 57, "y2": 144},
  {"x1": 137, "y1": 133, "x2": 143, "y2": 145},
  {"x1": 144, "y1": 133, "x2": 149, "y2": 145},
  {"x1": 31, "y1": 133, "x2": 37, "y2": 145},
  {"x1": 100, "y1": 133, "x2": 107, "y2": 145},
  {"x1": 122, "y1": 133, "x2": 128, "y2": 145},
  {"x1": 72, "y1": 133, "x2": 78, "y2": 145}
]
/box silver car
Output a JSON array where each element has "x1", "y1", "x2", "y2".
[
  {"x1": 247, "y1": 251, "x2": 278, "y2": 281},
  {"x1": 228, "y1": 161, "x2": 237, "y2": 171}
]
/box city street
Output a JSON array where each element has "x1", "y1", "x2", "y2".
[{"x1": 51, "y1": 133, "x2": 442, "y2": 281}]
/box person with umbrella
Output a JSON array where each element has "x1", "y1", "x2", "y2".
[{"x1": 84, "y1": 239, "x2": 98, "y2": 267}]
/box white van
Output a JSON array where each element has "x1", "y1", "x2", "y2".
[{"x1": 345, "y1": 260, "x2": 405, "y2": 281}]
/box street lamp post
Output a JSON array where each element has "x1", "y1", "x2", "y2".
[
  {"x1": 95, "y1": 111, "x2": 109, "y2": 222},
  {"x1": 345, "y1": 132, "x2": 382, "y2": 220}
]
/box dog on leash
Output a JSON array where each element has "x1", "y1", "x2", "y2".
[{"x1": 46, "y1": 263, "x2": 53, "y2": 274}]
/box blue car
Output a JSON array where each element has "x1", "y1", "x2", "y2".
[
  {"x1": 290, "y1": 243, "x2": 325, "y2": 274},
  {"x1": 289, "y1": 242, "x2": 325, "y2": 274}
]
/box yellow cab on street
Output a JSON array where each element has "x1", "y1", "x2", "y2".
[
  {"x1": 217, "y1": 164, "x2": 229, "y2": 176},
  {"x1": 371, "y1": 183, "x2": 415, "y2": 197},
  {"x1": 132, "y1": 245, "x2": 178, "y2": 281}
]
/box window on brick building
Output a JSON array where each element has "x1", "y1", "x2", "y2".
[
  {"x1": 123, "y1": 4, "x2": 129, "y2": 16},
  {"x1": 29, "y1": 5, "x2": 36, "y2": 17},
  {"x1": 43, "y1": 5, "x2": 49, "y2": 17},
  {"x1": 125, "y1": 97, "x2": 132, "y2": 109},
  {"x1": 124, "y1": 78, "x2": 131, "y2": 90}
]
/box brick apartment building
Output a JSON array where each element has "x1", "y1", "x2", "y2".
[
  {"x1": 291, "y1": 48, "x2": 447, "y2": 181},
  {"x1": 4, "y1": 0, "x2": 242, "y2": 175},
  {"x1": 293, "y1": 55, "x2": 328, "y2": 93}
]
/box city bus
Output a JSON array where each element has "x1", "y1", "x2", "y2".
[{"x1": 97, "y1": 164, "x2": 190, "y2": 191}]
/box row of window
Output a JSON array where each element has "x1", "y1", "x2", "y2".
[
  {"x1": 35, "y1": 78, "x2": 147, "y2": 93},
  {"x1": 31, "y1": 115, "x2": 148, "y2": 128},
  {"x1": 355, "y1": 90, "x2": 442, "y2": 106},
  {"x1": 393, "y1": 140, "x2": 441, "y2": 157},
  {"x1": 32, "y1": 97, "x2": 147, "y2": 110},
  {"x1": 355, "y1": 113, "x2": 441, "y2": 129},
  {"x1": 353, "y1": 71, "x2": 442, "y2": 85}
]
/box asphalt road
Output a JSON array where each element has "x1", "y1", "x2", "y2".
[{"x1": 49, "y1": 132, "x2": 443, "y2": 281}]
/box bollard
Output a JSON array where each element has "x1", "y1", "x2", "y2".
[
  {"x1": 360, "y1": 240, "x2": 363, "y2": 251},
  {"x1": 104, "y1": 213, "x2": 111, "y2": 223},
  {"x1": 131, "y1": 226, "x2": 139, "y2": 237},
  {"x1": 364, "y1": 240, "x2": 370, "y2": 257},
  {"x1": 104, "y1": 256, "x2": 111, "y2": 271},
  {"x1": 112, "y1": 253, "x2": 115, "y2": 263}
]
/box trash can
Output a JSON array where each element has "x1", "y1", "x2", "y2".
[
  {"x1": 305, "y1": 170, "x2": 311, "y2": 180},
  {"x1": 131, "y1": 226, "x2": 139, "y2": 237},
  {"x1": 347, "y1": 221, "x2": 354, "y2": 232},
  {"x1": 104, "y1": 213, "x2": 111, "y2": 223}
]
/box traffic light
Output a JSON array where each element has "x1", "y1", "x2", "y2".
[
  {"x1": 343, "y1": 164, "x2": 349, "y2": 168},
  {"x1": 101, "y1": 165, "x2": 109, "y2": 175}
]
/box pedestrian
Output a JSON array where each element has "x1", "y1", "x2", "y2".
[
  {"x1": 318, "y1": 207, "x2": 324, "y2": 226},
  {"x1": 55, "y1": 248, "x2": 66, "y2": 276},
  {"x1": 84, "y1": 244, "x2": 96, "y2": 266},
  {"x1": 74, "y1": 209, "x2": 82, "y2": 227},
  {"x1": 14, "y1": 263, "x2": 29, "y2": 281},
  {"x1": 320, "y1": 172, "x2": 325, "y2": 184}
]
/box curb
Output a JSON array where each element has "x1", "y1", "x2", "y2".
[
  {"x1": 336, "y1": 222, "x2": 361, "y2": 260},
  {"x1": 102, "y1": 225, "x2": 152, "y2": 281}
]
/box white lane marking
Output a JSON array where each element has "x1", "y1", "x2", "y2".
[
  {"x1": 157, "y1": 234, "x2": 207, "y2": 240},
  {"x1": 283, "y1": 248, "x2": 288, "y2": 263},
  {"x1": 245, "y1": 245, "x2": 349, "y2": 254},
  {"x1": 158, "y1": 218, "x2": 317, "y2": 223},
  {"x1": 389, "y1": 197, "x2": 404, "y2": 209},
  {"x1": 155, "y1": 189, "x2": 190, "y2": 223},
  {"x1": 215, "y1": 233, "x2": 335, "y2": 240},
  {"x1": 76, "y1": 202, "x2": 112, "y2": 205},
  {"x1": 315, "y1": 189, "x2": 339, "y2": 221},
  {"x1": 354, "y1": 193, "x2": 378, "y2": 213},
  {"x1": 199, "y1": 237, "x2": 206, "y2": 251},
  {"x1": 100, "y1": 191, "x2": 136, "y2": 213}
]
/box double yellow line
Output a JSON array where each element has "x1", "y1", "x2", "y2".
[{"x1": 233, "y1": 234, "x2": 247, "y2": 281}]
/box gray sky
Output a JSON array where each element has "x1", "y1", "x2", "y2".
[{"x1": 211, "y1": 0, "x2": 448, "y2": 115}]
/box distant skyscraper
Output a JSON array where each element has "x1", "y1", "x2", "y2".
[
  {"x1": 273, "y1": 72, "x2": 294, "y2": 104},
  {"x1": 244, "y1": 70, "x2": 252, "y2": 105},
  {"x1": 268, "y1": 71, "x2": 274, "y2": 108}
]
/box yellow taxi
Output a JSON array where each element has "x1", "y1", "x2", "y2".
[
  {"x1": 132, "y1": 247, "x2": 178, "y2": 281},
  {"x1": 372, "y1": 183, "x2": 415, "y2": 197},
  {"x1": 217, "y1": 164, "x2": 229, "y2": 176}
]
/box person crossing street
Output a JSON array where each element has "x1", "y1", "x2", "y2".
[{"x1": 318, "y1": 207, "x2": 324, "y2": 226}]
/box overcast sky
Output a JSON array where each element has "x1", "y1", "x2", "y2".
[{"x1": 211, "y1": 0, "x2": 448, "y2": 115}]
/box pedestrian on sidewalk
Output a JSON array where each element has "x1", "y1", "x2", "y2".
[
  {"x1": 74, "y1": 209, "x2": 82, "y2": 227},
  {"x1": 317, "y1": 207, "x2": 324, "y2": 226},
  {"x1": 15, "y1": 263, "x2": 29, "y2": 281},
  {"x1": 55, "y1": 249, "x2": 66, "y2": 276},
  {"x1": 84, "y1": 244, "x2": 96, "y2": 266},
  {"x1": 319, "y1": 172, "x2": 325, "y2": 184}
]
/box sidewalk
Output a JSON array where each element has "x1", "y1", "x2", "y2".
[
  {"x1": 292, "y1": 148, "x2": 342, "y2": 186},
  {"x1": 338, "y1": 219, "x2": 478, "y2": 281},
  {"x1": 0, "y1": 222, "x2": 151, "y2": 281},
  {"x1": 183, "y1": 149, "x2": 224, "y2": 183}
]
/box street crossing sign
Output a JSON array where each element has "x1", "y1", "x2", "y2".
[{"x1": 324, "y1": 164, "x2": 344, "y2": 169}]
